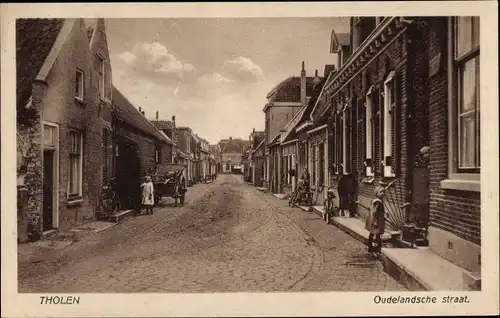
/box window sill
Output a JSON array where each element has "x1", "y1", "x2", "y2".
[
  {"x1": 440, "y1": 179, "x2": 480, "y2": 192},
  {"x1": 67, "y1": 198, "x2": 84, "y2": 207},
  {"x1": 75, "y1": 98, "x2": 86, "y2": 106}
]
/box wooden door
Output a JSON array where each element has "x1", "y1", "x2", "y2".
[{"x1": 43, "y1": 150, "x2": 54, "y2": 231}]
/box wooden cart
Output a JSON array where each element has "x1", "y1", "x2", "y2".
[{"x1": 152, "y1": 165, "x2": 188, "y2": 206}]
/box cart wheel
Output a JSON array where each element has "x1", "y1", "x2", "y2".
[{"x1": 180, "y1": 193, "x2": 185, "y2": 205}]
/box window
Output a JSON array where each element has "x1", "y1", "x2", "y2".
[
  {"x1": 98, "y1": 54, "x2": 105, "y2": 99},
  {"x1": 43, "y1": 125, "x2": 56, "y2": 148},
  {"x1": 454, "y1": 17, "x2": 480, "y2": 171},
  {"x1": 365, "y1": 86, "x2": 374, "y2": 176},
  {"x1": 75, "y1": 69, "x2": 84, "y2": 101},
  {"x1": 383, "y1": 71, "x2": 396, "y2": 177},
  {"x1": 69, "y1": 131, "x2": 83, "y2": 198},
  {"x1": 102, "y1": 128, "x2": 108, "y2": 183},
  {"x1": 342, "y1": 104, "x2": 348, "y2": 174},
  {"x1": 155, "y1": 147, "x2": 161, "y2": 164}
]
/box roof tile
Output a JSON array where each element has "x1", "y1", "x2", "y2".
[
  {"x1": 16, "y1": 18, "x2": 64, "y2": 108},
  {"x1": 112, "y1": 86, "x2": 170, "y2": 144}
]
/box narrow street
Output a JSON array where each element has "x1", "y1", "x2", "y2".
[{"x1": 18, "y1": 174, "x2": 406, "y2": 293}]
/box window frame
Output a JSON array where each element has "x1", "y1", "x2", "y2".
[
  {"x1": 383, "y1": 71, "x2": 396, "y2": 177},
  {"x1": 97, "y1": 54, "x2": 106, "y2": 100},
  {"x1": 68, "y1": 130, "x2": 83, "y2": 198},
  {"x1": 442, "y1": 17, "x2": 480, "y2": 192},
  {"x1": 364, "y1": 85, "x2": 375, "y2": 176},
  {"x1": 342, "y1": 103, "x2": 348, "y2": 175},
  {"x1": 75, "y1": 69, "x2": 84, "y2": 101}
]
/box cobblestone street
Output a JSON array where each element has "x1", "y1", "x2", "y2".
[{"x1": 18, "y1": 174, "x2": 406, "y2": 292}]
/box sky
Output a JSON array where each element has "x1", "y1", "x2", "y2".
[{"x1": 105, "y1": 18, "x2": 350, "y2": 144}]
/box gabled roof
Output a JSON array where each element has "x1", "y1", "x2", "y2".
[
  {"x1": 254, "y1": 137, "x2": 266, "y2": 151},
  {"x1": 281, "y1": 98, "x2": 310, "y2": 142},
  {"x1": 112, "y1": 86, "x2": 171, "y2": 144},
  {"x1": 221, "y1": 138, "x2": 248, "y2": 154},
  {"x1": 83, "y1": 19, "x2": 97, "y2": 42},
  {"x1": 151, "y1": 120, "x2": 175, "y2": 130},
  {"x1": 266, "y1": 76, "x2": 320, "y2": 105},
  {"x1": 330, "y1": 30, "x2": 351, "y2": 53},
  {"x1": 159, "y1": 130, "x2": 174, "y2": 144},
  {"x1": 16, "y1": 18, "x2": 64, "y2": 108}
]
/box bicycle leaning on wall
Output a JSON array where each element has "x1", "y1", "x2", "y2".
[{"x1": 99, "y1": 178, "x2": 121, "y2": 218}]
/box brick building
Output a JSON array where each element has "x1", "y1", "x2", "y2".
[
  {"x1": 219, "y1": 137, "x2": 248, "y2": 174},
  {"x1": 300, "y1": 16, "x2": 480, "y2": 285},
  {"x1": 111, "y1": 87, "x2": 174, "y2": 210},
  {"x1": 176, "y1": 127, "x2": 195, "y2": 184},
  {"x1": 263, "y1": 62, "x2": 321, "y2": 194},
  {"x1": 247, "y1": 129, "x2": 266, "y2": 186},
  {"x1": 16, "y1": 18, "x2": 110, "y2": 240}
]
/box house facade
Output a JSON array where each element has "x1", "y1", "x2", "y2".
[
  {"x1": 263, "y1": 62, "x2": 319, "y2": 194},
  {"x1": 209, "y1": 144, "x2": 221, "y2": 177},
  {"x1": 111, "y1": 87, "x2": 173, "y2": 210},
  {"x1": 176, "y1": 127, "x2": 195, "y2": 184},
  {"x1": 247, "y1": 129, "x2": 266, "y2": 186},
  {"x1": 16, "y1": 18, "x2": 111, "y2": 241},
  {"x1": 219, "y1": 137, "x2": 248, "y2": 174},
  {"x1": 301, "y1": 16, "x2": 480, "y2": 285}
]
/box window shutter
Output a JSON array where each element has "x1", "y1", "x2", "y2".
[
  {"x1": 356, "y1": 98, "x2": 364, "y2": 173},
  {"x1": 365, "y1": 87, "x2": 374, "y2": 176},
  {"x1": 392, "y1": 73, "x2": 400, "y2": 176}
]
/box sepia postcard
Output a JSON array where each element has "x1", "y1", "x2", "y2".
[{"x1": 1, "y1": 1, "x2": 498, "y2": 317}]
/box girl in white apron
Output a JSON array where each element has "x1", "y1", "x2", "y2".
[
  {"x1": 355, "y1": 185, "x2": 387, "y2": 255},
  {"x1": 141, "y1": 176, "x2": 154, "y2": 215}
]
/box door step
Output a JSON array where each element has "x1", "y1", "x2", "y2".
[{"x1": 109, "y1": 209, "x2": 135, "y2": 223}]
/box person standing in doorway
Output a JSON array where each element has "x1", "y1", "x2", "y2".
[{"x1": 141, "y1": 175, "x2": 154, "y2": 215}]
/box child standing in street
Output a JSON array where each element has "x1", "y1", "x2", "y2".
[
  {"x1": 141, "y1": 175, "x2": 154, "y2": 215},
  {"x1": 354, "y1": 185, "x2": 387, "y2": 255}
]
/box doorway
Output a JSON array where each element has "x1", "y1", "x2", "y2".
[
  {"x1": 115, "y1": 141, "x2": 141, "y2": 211},
  {"x1": 43, "y1": 150, "x2": 55, "y2": 231}
]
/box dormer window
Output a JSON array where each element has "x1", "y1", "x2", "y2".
[
  {"x1": 98, "y1": 54, "x2": 105, "y2": 99},
  {"x1": 75, "y1": 69, "x2": 84, "y2": 101}
]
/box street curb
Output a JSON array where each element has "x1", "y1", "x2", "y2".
[{"x1": 379, "y1": 250, "x2": 428, "y2": 291}]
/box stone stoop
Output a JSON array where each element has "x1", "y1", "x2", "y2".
[
  {"x1": 330, "y1": 216, "x2": 393, "y2": 245},
  {"x1": 256, "y1": 187, "x2": 269, "y2": 192},
  {"x1": 312, "y1": 206, "x2": 325, "y2": 218},
  {"x1": 272, "y1": 193, "x2": 288, "y2": 200},
  {"x1": 298, "y1": 205, "x2": 313, "y2": 212},
  {"x1": 381, "y1": 247, "x2": 477, "y2": 291}
]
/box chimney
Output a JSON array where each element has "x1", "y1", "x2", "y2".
[
  {"x1": 156, "y1": 111, "x2": 159, "y2": 120},
  {"x1": 141, "y1": 111, "x2": 145, "y2": 116},
  {"x1": 324, "y1": 64, "x2": 336, "y2": 78},
  {"x1": 229, "y1": 136, "x2": 232, "y2": 141},
  {"x1": 139, "y1": 106, "x2": 142, "y2": 113},
  {"x1": 313, "y1": 69, "x2": 321, "y2": 89},
  {"x1": 300, "y1": 61, "x2": 306, "y2": 103}
]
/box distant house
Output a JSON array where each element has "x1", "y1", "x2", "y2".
[
  {"x1": 219, "y1": 137, "x2": 249, "y2": 174},
  {"x1": 248, "y1": 129, "x2": 266, "y2": 186},
  {"x1": 263, "y1": 61, "x2": 325, "y2": 193},
  {"x1": 176, "y1": 127, "x2": 195, "y2": 184},
  {"x1": 209, "y1": 144, "x2": 221, "y2": 177}
]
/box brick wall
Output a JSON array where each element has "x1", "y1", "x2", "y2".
[
  {"x1": 425, "y1": 18, "x2": 481, "y2": 245},
  {"x1": 326, "y1": 26, "x2": 411, "y2": 219},
  {"x1": 268, "y1": 106, "x2": 302, "y2": 143},
  {"x1": 18, "y1": 82, "x2": 45, "y2": 238},
  {"x1": 42, "y1": 20, "x2": 103, "y2": 231}
]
